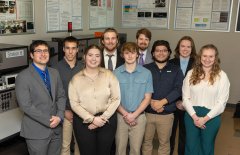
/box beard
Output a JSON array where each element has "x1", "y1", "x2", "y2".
[
  {"x1": 153, "y1": 55, "x2": 170, "y2": 63},
  {"x1": 138, "y1": 43, "x2": 148, "y2": 51}
]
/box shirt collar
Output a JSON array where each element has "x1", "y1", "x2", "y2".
[
  {"x1": 139, "y1": 49, "x2": 147, "y2": 55},
  {"x1": 80, "y1": 67, "x2": 105, "y2": 76},
  {"x1": 120, "y1": 64, "x2": 142, "y2": 73},
  {"x1": 32, "y1": 62, "x2": 47, "y2": 72},
  {"x1": 63, "y1": 57, "x2": 78, "y2": 68},
  {"x1": 104, "y1": 49, "x2": 117, "y2": 56}
]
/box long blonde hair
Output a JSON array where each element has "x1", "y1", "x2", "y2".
[{"x1": 190, "y1": 44, "x2": 221, "y2": 85}]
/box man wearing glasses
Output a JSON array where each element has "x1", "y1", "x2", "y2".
[
  {"x1": 54, "y1": 36, "x2": 84, "y2": 155},
  {"x1": 142, "y1": 40, "x2": 184, "y2": 155},
  {"x1": 15, "y1": 40, "x2": 66, "y2": 155}
]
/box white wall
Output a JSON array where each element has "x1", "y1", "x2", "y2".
[{"x1": 0, "y1": 0, "x2": 240, "y2": 104}]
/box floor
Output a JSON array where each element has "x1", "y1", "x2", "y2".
[{"x1": 0, "y1": 107, "x2": 239, "y2": 155}]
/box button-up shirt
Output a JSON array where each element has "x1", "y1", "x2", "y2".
[
  {"x1": 114, "y1": 64, "x2": 153, "y2": 112},
  {"x1": 69, "y1": 67, "x2": 120, "y2": 123},
  {"x1": 54, "y1": 58, "x2": 84, "y2": 110}
]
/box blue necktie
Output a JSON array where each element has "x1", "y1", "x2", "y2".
[{"x1": 42, "y1": 71, "x2": 51, "y2": 95}]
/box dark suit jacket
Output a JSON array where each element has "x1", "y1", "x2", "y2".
[
  {"x1": 15, "y1": 64, "x2": 66, "y2": 139},
  {"x1": 100, "y1": 49, "x2": 125, "y2": 70},
  {"x1": 169, "y1": 57, "x2": 195, "y2": 76}
]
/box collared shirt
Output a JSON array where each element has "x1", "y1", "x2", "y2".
[
  {"x1": 103, "y1": 49, "x2": 117, "y2": 70},
  {"x1": 182, "y1": 69, "x2": 230, "y2": 119},
  {"x1": 54, "y1": 58, "x2": 84, "y2": 110},
  {"x1": 32, "y1": 63, "x2": 51, "y2": 94},
  {"x1": 138, "y1": 49, "x2": 147, "y2": 64},
  {"x1": 144, "y1": 62, "x2": 184, "y2": 114},
  {"x1": 69, "y1": 67, "x2": 120, "y2": 123},
  {"x1": 114, "y1": 64, "x2": 153, "y2": 112},
  {"x1": 180, "y1": 57, "x2": 190, "y2": 75}
]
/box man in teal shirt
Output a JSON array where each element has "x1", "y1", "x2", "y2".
[{"x1": 114, "y1": 42, "x2": 153, "y2": 155}]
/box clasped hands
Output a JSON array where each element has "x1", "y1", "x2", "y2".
[
  {"x1": 123, "y1": 112, "x2": 137, "y2": 126},
  {"x1": 192, "y1": 115, "x2": 208, "y2": 129},
  {"x1": 88, "y1": 116, "x2": 108, "y2": 130},
  {"x1": 151, "y1": 99, "x2": 165, "y2": 113}
]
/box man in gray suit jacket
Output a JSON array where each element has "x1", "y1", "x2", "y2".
[
  {"x1": 136, "y1": 28, "x2": 153, "y2": 65},
  {"x1": 15, "y1": 40, "x2": 66, "y2": 155}
]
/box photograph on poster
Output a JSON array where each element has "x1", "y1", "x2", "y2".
[
  {"x1": 0, "y1": 0, "x2": 16, "y2": 14},
  {"x1": 0, "y1": 20, "x2": 26, "y2": 34},
  {"x1": 155, "y1": 0, "x2": 166, "y2": 7}
]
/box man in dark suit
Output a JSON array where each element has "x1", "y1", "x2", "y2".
[
  {"x1": 15, "y1": 40, "x2": 66, "y2": 155},
  {"x1": 136, "y1": 28, "x2": 153, "y2": 65},
  {"x1": 100, "y1": 28, "x2": 124, "y2": 71},
  {"x1": 169, "y1": 36, "x2": 196, "y2": 155}
]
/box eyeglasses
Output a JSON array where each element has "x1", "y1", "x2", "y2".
[
  {"x1": 155, "y1": 49, "x2": 168, "y2": 53},
  {"x1": 34, "y1": 49, "x2": 49, "y2": 54}
]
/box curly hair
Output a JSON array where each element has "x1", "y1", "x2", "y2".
[{"x1": 190, "y1": 44, "x2": 221, "y2": 85}]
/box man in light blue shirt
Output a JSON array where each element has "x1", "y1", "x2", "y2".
[{"x1": 114, "y1": 42, "x2": 153, "y2": 155}]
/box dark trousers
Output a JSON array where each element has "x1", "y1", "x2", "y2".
[
  {"x1": 170, "y1": 109, "x2": 186, "y2": 155},
  {"x1": 184, "y1": 106, "x2": 220, "y2": 155},
  {"x1": 73, "y1": 112, "x2": 117, "y2": 155}
]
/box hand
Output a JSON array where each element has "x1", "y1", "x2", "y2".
[
  {"x1": 176, "y1": 100, "x2": 185, "y2": 111},
  {"x1": 129, "y1": 120, "x2": 137, "y2": 126},
  {"x1": 50, "y1": 116, "x2": 61, "y2": 128},
  {"x1": 64, "y1": 110, "x2": 73, "y2": 123},
  {"x1": 124, "y1": 113, "x2": 137, "y2": 125},
  {"x1": 88, "y1": 123, "x2": 98, "y2": 130},
  {"x1": 150, "y1": 100, "x2": 164, "y2": 111},
  {"x1": 156, "y1": 107, "x2": 164, "y2": 113},
  {"x1": 92, "y1": 116, "x2": 107, "y2": 127}
]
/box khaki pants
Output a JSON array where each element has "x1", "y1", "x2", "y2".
[
  {"x1": 142, "y1": 113, "x2": 174, "y2": 155},
  {"x1": 116, "y1": 113, "x2": 146, "y2": 155},
  {"x1": 61, "y1": 118, "x2": 80, "y2": 155}
]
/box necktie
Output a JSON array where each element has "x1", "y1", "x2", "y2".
[
  {"x1": 107, "y1": 54, "x2": 113, "y2": 71},
  {"x1": 42, "y1": 71, "x2": 51, "y2": 95},
  {"x1": 139, "y1": 53, "x2": 144, "y2": 65}
]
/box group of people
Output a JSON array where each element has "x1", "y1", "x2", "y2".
[{"x1": 15, "y1": 27, "x2": 230, "y2": 155}]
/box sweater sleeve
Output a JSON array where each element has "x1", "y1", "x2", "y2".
[
  {"x1": 182, "y1": 70, "x2": 196, "y2": 116},
  {"x1": 207, "y1": 71, "x2": 230, "y2": 118}
]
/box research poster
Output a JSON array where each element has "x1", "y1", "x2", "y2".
[
  {"x1": 89, "y1": 0, "x2": 114, "y2": 29},
  {"x1": 0, "y1": 0, "x2": 34, "y2": 35},
  {"x1": 175, "y1": 0, "x2": 232, "y2": 31},
  {"x1": 46, "y1": 0, "x2": 82, "y2": 32},
  {"x1": 122, "y1": 0, "x2": 171, "y2": 29}
]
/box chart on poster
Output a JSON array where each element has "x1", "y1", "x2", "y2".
[
  {"x1": 121, "y1": 0, "x2": 171, "y2": 29},
  {"x1": 0, "y1": 0, "x2": 35, "y2": 35},
  {"x1": 174, "y1": 0, "x2": 232, "y2": 32}
]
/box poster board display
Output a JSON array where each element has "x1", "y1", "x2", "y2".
[
  {"x1": 46, "y1": 0, "x2": 82, "y2": 32},
  {"x1": 89, "y1": 0, "x2": 114, "y2": 29},
  {"x1": 174, "y1": 0, "x2": 232, "y2": 31},
  {"x1": 0, "y1": 0, "x2": 35, "y2": 35},
  {"x1": 121, "y1": 0, "x2": 171, "y2": 29},
  {"x1": 235, "y1": 0, "x2": 240, "y2": 32}
]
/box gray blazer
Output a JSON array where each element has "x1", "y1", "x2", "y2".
[
  {"x1": 144, "y1": 49, "x2": 153, "y2": 64},
  {"x1": 15, "y1": 64, "x2": 66, "y2": 139}
]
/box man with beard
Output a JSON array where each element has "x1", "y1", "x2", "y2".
[
  {"x1": 100, "y1": 28, "x2": 125, "y2": 71},
  {"x1": 100, "y1": 28, "x2": 124, "y2": 155},
  {"x1": 142, "y1": 40, "x2": 184, "y2": 155},
  {"x1": 136, "y1": 28, "x2": 153, "y2": 65}
]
